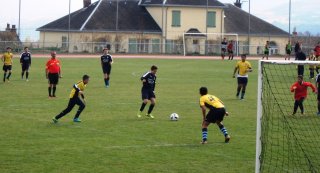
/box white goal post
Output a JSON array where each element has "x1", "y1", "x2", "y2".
[
  {"x1": 182, "y1": 32, "x2": 239, "y2": 56},
  {"x1": 256, "y1": 60, "x2": 320, "y2": 173}
]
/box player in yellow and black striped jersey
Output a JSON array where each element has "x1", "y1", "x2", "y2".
[
  {"x1": 52, "y1": 75, "x2": 90, "y2": 123},
  {"x1": 1, "y1": 47, "x2": 13, "y2": 82},
  {"x1": 233, "y1": 54, "x2": 252, "y2": 100},
  {"x1": 199, "y1": 87, "x2": 230, "y2": 144}
]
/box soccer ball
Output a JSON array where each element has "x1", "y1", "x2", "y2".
[{"x1": 170, "y1": 113, "x2": 179, "y2": 121}]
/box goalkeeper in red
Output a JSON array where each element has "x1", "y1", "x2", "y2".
[
  {"x1": 290, "y1": 75, "x2": 316, "y2": 115},
  {"x1": 199, "y1": 87, "x2": 230, "y2": 144}
]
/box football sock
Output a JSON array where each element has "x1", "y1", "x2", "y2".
[
  {"x1": 74, "y1": 104, "x2": 85, "y2": 119},
  {"x1": 241, "y1": 91, "x2": 245, "y2": 99},
  {"x1": 21, "y1": 72, "x2": 24, "y2": 79},
  {"x1": 139, "y1": 102, "x2": 146, "y2": 112},
  {"x1": 236, "y1": 87, "x2": 241, "y2": 96},
  {"x1": 7, "y1": 72, "x2": 11, "y2": 79},
  {"x1": 293, "y1": 100, "x2": 299, "y2": 114},
  {"x1": 3, "y1": 73, "x2": 6, "y2": 81},
  {"x1": 106, "y1": 77, "x2": 110, "y2": 85},
  {"x1": 318, "y1": 102, "x2": 320, "y2": 113},
  {"x1": 202, "y1": 128, "x2": 208, "y2": 141},
  {"x1": 48, "y1": 87, "x2": 52, "y2": 97},
  {"x1": 219, "y1": 125, "x2": 228, "y2": 137},
  {"x1": 52, "y1": 87, "x2": 56, "y2": 96},
  {"x1": 26, "y1": 72, "x2": 29, "y2": 79},
  {"x1": 104, "y1": 78, "x2": 108, "y2": 86},
  {"x1": 147, "y1": 104, "x2": 155, "y2": 114}
]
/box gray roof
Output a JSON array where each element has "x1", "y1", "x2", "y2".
[
  {"x1": 224, "y1": 4, "x2": 288, "y2": 36},
  {"x1": 37, "y1": 0, "x2": 162, "y2": 33},
  {"x1": 140, "y1": 0, "x2": 226, "y2": 8}
]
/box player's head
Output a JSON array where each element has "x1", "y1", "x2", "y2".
[
  {"x1": 24, "y1": 47, "x2": 29, "y2": 52},
  {"x1": 297, "y1": 75, "x2": 303, "y2": 83},
  {"x1": 151, "y1": 65, "x2": 158, "y2": 74},
  {"x1": 103, "y1": 48, "x2": 109, "y2": 54},
  {"x1": 223, "y1": 38, "x2": 226, "y2": 41},
  {"x1": 199, "y1": 87, "x2": 208, "y2": 96},
  {"x1": 51, "y1": 51, "x2": 57, "y2": 58},
  {"x1": 82, "y1": 74, "x2": 90, "y2": 84},
  {"x1": 241, "y1": 54, "x2": 247, "y2": 61},
  {"x1": 266, "y1": 41, "x2": 269, "y2": 44},
  {"x1": 6, "y1": 47, "x2": 11, "y2": 52}
]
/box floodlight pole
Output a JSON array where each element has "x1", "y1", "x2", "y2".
[
  {"x1": 289, "y1": 0, "x2": 291, "y2": 41},
  {"x1": 248, "y1": 0, "x2": 251, "y2": 55},
  {"x1": 18, "y1": 0, "x2": 21, "y2": 40},
  {"x1": 68, "y1": 0, "x2": 71, "y2": 53}
]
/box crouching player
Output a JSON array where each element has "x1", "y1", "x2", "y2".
[
  {"x1": 199, "y1": 87, "x2": 230, "y2": 144},
  {"x1": 52, "y1": 75, "x2": 90, "y2": 123}
]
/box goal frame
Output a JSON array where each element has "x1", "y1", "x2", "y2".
[
  {"x1": 182, "y1": 32, "x2": 239, "y2": 56},
  {"x1": 255, "y1": 60, "x2": 320, "y2": 173}
]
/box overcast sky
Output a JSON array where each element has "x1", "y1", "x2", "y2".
[{"x1": 0, "y1": 0, "x2": 319, "y2": 41}]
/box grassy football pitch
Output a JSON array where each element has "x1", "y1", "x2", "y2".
[{"x1": 0, "y1": 58, "x2": 258, "y2": 173}]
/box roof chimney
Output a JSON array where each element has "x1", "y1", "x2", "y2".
[
  {"x1": 11, "y1": 25, "x2": 17, "y2": 33},
  {"x1": 234, "y1": 0, "x2": 242, "y2": 8},
  {"x1": 6, "y1": 23, "x2": 10, "y2": 31},
  {"x1": 83, "y1": 0, "x2": 91, "y2": 8}
]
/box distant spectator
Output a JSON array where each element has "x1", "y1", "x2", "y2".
[
  {"x1": 262, "y1": 41, "x2": 270, "y2": 60},
  {"x1": 227, "y1": 40, "x2": 234, "y2": 60},
  {"x1": 285, "y1": 40, "x2": 292, "y2": 60},
  {"x1": 296, "y1": 49, "x2": 306, "y2": 76},
  {"x1": 294, "y1": 41, "x2": 301, "y2": 55}
]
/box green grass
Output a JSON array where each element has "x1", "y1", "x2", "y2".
[{"x1": 0, "y1": 58, "x2": 258, "y2": 173}]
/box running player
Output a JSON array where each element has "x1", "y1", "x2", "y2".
[
  {"x1": 20, "y1": 47, "x2": 31, "y2": 81},
  {"x1": 1, "y1": 47, "x2": 13, "y2": 82},
  {"x1": 137, "y1": 65, "x2": 158, "y2": 119},
  {"x1": 290, "y1": 75, "x2": 316, "y2": 115},
  {"x1": 199, "y1": 87, "x2": 230, "y2": 144},
  {"x1": 101, "y1": 48, "x2": 113, "y2": 88},
  {"x1": 233, "y1": 54, "x2": 252, "y2": 100},
  {"x1": 52, "y1": 75, "x2": 90, "y2": 123},
  {"x1": 285, "y1": 40, "x2": 292, "y2": 60}
]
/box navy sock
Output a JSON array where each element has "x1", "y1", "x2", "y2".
[
  {"x1": 147, "y1": 104, "x2": 155, "y2": 114},
  {"x1": 7, "y1": 72, "x2": 11, "y2": 79},
  {"x1": 202, "y1": 128, "x2": 208, "y2": 141},
  {"x1": 139, "y1": 102, "x2": 147, "y2": 112},
  {"x1": 26, "y1": 72, "x2": 29, "y2": 79},
  {"x1": 241, "y1": 91, "x2": 245, "y2": 99},
  {"x1": 219, "y1": 125, "x2": 228, "y2": 137},
  {"x1": 104, "y1": 78, "x2": 108, "y2": 86},
  {"x1": 52, "y1": 87, "x2": 56, "y2": 96},
  {"x1": 48, "y1": 87, "x2": 52, "y2": 97}
]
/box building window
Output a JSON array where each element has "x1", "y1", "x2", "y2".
[
  {"x1": 207, "y1": 11, "x2": 216, "y2": 27},
  {"x1": 62, "y1": 36, "x2": 67, "y2": 48},
  {"x1": 172, "y1": 11, "x2": 181, "y2": 27},
  {"x1": 138, "y1": 39, "x2": 150, "y2": 53}
]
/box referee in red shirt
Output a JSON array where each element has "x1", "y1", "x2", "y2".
[{"x1": 45, "y1": 51, "x2": 62, "y2": 97}]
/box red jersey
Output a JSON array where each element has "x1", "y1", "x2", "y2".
[
  {"x1": 227, "y1": 43, "x2": 233, "y2": 50},
  {"x1": 46, "y1": 58, "x2": 61, "y2": 74},
  {"x1": 290, "y1": 81, "x2": 316, "y2": 100},
  {"x1": 314, "y1": 45, "x2": 320, "y2": 56}
]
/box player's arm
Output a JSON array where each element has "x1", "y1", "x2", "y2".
[
  {"x1": 290, "y1": 83, "x2": 297, "y2": 92},
  {"x1": 110, "y1": 56, "x2": 113, "y2": 65},
  {"x1": 58, "y1": 61, "x2": 62, "y2": 78},
  {"x1": 308, "y1": 82, "x2": 317, "y2": 93},
  {"x1": 200, "y1": 105, "x2": 206, "y2": 121},
  {"x1": 1, "y1": 54, "x2": 4, "y2": 62},
  {"x1": 233, "y1": 66, "x2": 238, "y2": 78},
  {"x1": 29, "y1": 54, "x2": 31, "y2": 66},
  {"x1": 247, "y1": 63, "x2": 253, "y2": 72},
  {"x1": 20, "y1": 54, "x2": 23, "y2": 64}
]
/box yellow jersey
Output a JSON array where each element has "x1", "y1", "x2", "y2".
[
  {"x1": 199, "y1": 94, "x2": 225, "y2": 109},
  {"x1": 235, "y1": 61, "x2": 252, "y2": 77},
  {"x1": 69, "y1": 80, "x2": 87, "y2": 98},
  {"x1": 3, "y1": 52, "x2": 13, "y2": 65}
]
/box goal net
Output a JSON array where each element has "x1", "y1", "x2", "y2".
[
  {"x1": 256, "y1": 60, "x2": 320, "y2": 173},
  {"x1": 182, "y1": 32, "x2": 238, "y2": 56}
]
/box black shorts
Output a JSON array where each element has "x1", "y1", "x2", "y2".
[
  {"x1": 141, "y1": 88, "x2": 155, "y2": 100},
  {"x1": 228, "y1": 50, "x2": 233, "y2": 54},
  {"x1": 48, "y1": 73, "x2": 59, "y2": 85},
  {"x1": 102, "y1": 66, "x2": 111, "y2": 74},
  {"x1": 221, "y1": 48, "x2": 226, "y2": 53},
  {"x1": 286, "y1": 50, "x2": 291, "y2": 55},
  {"x1": 264, "y1": 51, "x2": 269, "y2": 55},
  {"x1": 205, "y1": 107, "x2": 226, "y2": 123},
  {"x1": 21, "y1": 63, "x2": 30, "y2": 71},
  {"x1": 3, "y1": 65, "x2": 12, "y2": 72},
  {"x1": 237, "y1": 77, "x2": 248, "y2": 85}
]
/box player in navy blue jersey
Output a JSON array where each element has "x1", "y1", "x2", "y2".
[
  {"x1": 137, "y1": 65, "x2": 158, "y2": 119},
  {"x1": 20, "y1": 47, "x2": 31, "y2": 81},
  {"x1": 100, "y1": 48, "x2": 113, "y2": 88}
]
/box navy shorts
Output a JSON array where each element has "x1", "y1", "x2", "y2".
[
  {"x1": 205, "y1": 107, "x2": 226, "y2": 123},
  {"x1": 48, "y1": 73, "x2": 59, "y2": 85},
  {"x1": 141, "y1": 88, "x2": 155, "y2": 100},
  {"x1": 221, "y1": 48, "x2": 226, "y2": 53},
  {"x1": 102, "y1": 66, "x2": 111, "y2": 75},
  {"x1": 21, "y1": 63, "x2": 30, "y2": 71},
  {"x1": 286, "y1": 50, "x2": 291, "y2": 55},
  {"x1": 237, "y1": 77, "x2": 248, "y2": 85},
  {"x1": 3, "y1": 65, "x2": 12, "y2": 72}
]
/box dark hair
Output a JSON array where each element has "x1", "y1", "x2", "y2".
[
  {"x1": 297, "y1": 75, "x2": 303, "y2": 80},
  {"x1": 24, "y1": 47, "x2": 28, "y2": 50},
  {"x1": 241, "y1": 54, "x2": 247, "y2": 58},
  {"x1": 6, "y1": 47, "x2": 11, "y2": 49},
  {"x1": 199, "y1": 87, "x2": 208, "y2": 95},
  {"x1": 83, "y1": 74, "x2": 90, "y2": 81},
  {"x1": 151, "y1": 65, "x2": 158, "y2": 71}
]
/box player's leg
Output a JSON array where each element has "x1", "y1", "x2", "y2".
[
  {"x1": 201, "y1": 120, "x2": 210, "y2": 144},
  {"x1": 53, "y1": 99, "x2": 76, "y2": 122},
  {"x1": 103, "y1": 73, "x2": 109, "y2": 87},
  {"x1": 236, "y1": 77, "x2": 242, "y2": 98},
  {"x1": 25, "y1": 65, "x2": 29, "y2": 81},
  {"x1": 146, "y1": 97, "x2": 156, "y2": 118},
  {"x1": 293, "y1": 100, "x2": 299, "y2": 115},
  {"x1": 231, "y1": 52, "x2": 234, "y2": 60},
  {"x1": 52, "y1": 74, "x2": 59, "y2": 97},
  {"x1": 21, "y1": 64, "x2": 25, "y2": 79},
  {"x1": 6, "y1": 66, "x2": 12, "y2": 81},
  {"x1": 216, "y1": 121, "x2": 230, "y2": 143},
  {"x1": 52, "y1": 84, "x2": 57, "y2": 97},
  {"x1": 3, "y1": 65, "x2": 7, "y2": 82},
  {"x1": 298, "y1": 98, "x2": 304, "y2": 114},
  {"x1": 215, "y1": 108, "x2": 230, "y2": 143},
  {"x1": 317, "y1": 99, "x2": 320, "y2": 115},
  {"x1": 240, "y1": 78, "x2": 248, "y2": 100},
  {"x1": 73, "y1": 98, "x2": 86, "y2": 122},
  {"x1": 309, "y1": 67, "x2": 315, "y2": 79}
]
